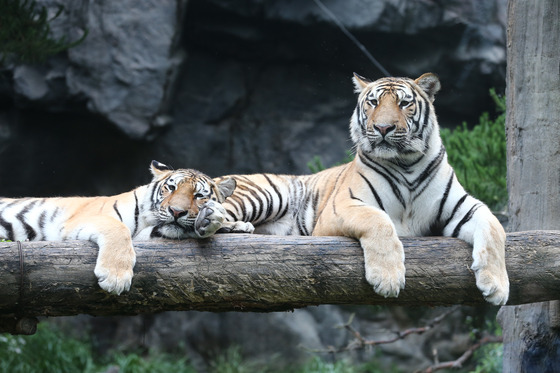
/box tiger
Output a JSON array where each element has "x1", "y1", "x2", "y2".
[
  {"x1": 0, "y1": 160, "x2": 254, "y2": 295},
  {"x1": 215, "y1": 73, "x2": 509, "y2": 305}
]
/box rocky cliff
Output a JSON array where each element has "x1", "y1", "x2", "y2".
[{"x1": 1, "y1": 0, "x2": 506, "y2": 194}]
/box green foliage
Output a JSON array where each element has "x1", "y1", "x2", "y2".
[
  {"x1": 0, "y1": 0, "x2": 87, "y2": 64},
  {"x1": 466, "y1": 316, "x2": 503, "y2": 373},
  {"x1": 307, "y1": 150, "x2": 354, "y2": 174},
  {"x1": 2, "y1": 324, "x2": 399, "y2": 373},
  {"x1": 307, "y1": 155, "x2": 327, "y2": 174},
  {"x1": 440, "y1": 89, "x2": 507, "y2": 211},
  {"x1": 0, "y1": 321, "x2": 503, "y2": 373},
  {"x1": 298, "y1": 357, "x2": 361, "y2": 373},
  {"x1": 296, "y1": 356, "x2": 398, "y2": 373},
  {"x1": 210, "y1": 346, "x2": 262, "y2": 373},
  {"x1": 0, "y1": 324, "x2": 99, "y2": 373},
  {"x1": 0, "y1": 323, "x2": 195, "y2": 373},
  {"x1": 470, "y1": 344, "x2": 503, "y2": 373},
  {"x1": 109, "y1": 352, "x2": 196, "y2": 373}
]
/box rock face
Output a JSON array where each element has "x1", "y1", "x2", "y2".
[
  {"x1": 0, "y1": 0, "x2": 506, "y2": 371},
  {"x1": 1, "y1": 0, "x2": 507, "y2": 191},
  {"x1": 10, "y1": 0, "x2": 187, "y2": 139}
]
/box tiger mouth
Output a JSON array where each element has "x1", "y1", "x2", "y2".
[
  {"x1": 371, "y1": 138, "x2": 395, "y2": 148},
  {"x1": 167, "y1": 221, "x2": 194, "y2": 230},
  {"x1": 160, "y1": 221, "x2": 195, "y2": 236}
]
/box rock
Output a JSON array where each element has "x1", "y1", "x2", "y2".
[
  {"x1": 10, "y1": 0, "x2": 187, "y2": 139},
  {"x1": 4, "y1": 0, "x2": 506, "y2": 141}
]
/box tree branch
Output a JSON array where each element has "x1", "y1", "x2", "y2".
[
  {"x1": 0, "y1": 231, "x2": 559, "y2": 323},
  {"x1": 304, "y1": 305, "x2": 462, "y2": 354},
  {"x1": 420, "y1": 335, "x2": 503, "y2": 372}
]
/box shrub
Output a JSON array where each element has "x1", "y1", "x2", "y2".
[
  {"x1": 0, "y1": 324, "x2": 99, "y2": 373},
  {"x1": 0, "y1": 323, "x2": 196, "y2": 373},
  {"x1": 440, "y1": 89, "x2": 507, "y2": 212}
]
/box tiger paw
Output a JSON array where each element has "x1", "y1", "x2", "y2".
[
  {"x1": 218, "y1": 221, "x2": 255, "y2": 234},
  {"x1": 195, "y1": 200, "x2": 225, "y2": 238},
  {"x1": 473, "y1": 266, "x2": 510, "y2": 305},
  {"x1": 94, "y1": 250, "x2": 136, "y2": 295},
  {"x1": 94, "y1": 264, "x2": 134, "y2": 295},
  {"x1": 363, "y1": 237, "x2": 406, "y2": 298}
]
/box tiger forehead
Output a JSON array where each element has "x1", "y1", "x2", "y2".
[
  {"x1": 366, "y1": 82, "x2": 414, "y2": 100},
  {"x1": 167, "y1": 170, "x2": 212, "y2": 188}
]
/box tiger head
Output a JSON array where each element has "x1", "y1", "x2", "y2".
[
  {"x1": 350, "y1": 73, "x2": 441, "y2": 161},
  {"x1": 149, "y1": 160, "x2": 235, "y2": 238}
]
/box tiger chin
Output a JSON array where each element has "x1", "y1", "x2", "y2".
[
  {"x1": 0, "y1": 161, "x2": 254, "y2": 295},
  {"x1": 216, "y1": 73, "x2": 509, "y2": 306}
]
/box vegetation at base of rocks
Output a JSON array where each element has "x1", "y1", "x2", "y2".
[
  {"x1": 296, "y1": 356, "x2": 399, "y2": 373},
  {"x1": 0, "y1": 323, "x2": 195, "y2": 373},
  {"x1": 307, "y1": 89, "x2": 508, "y2": 212},
  {"x1": 0, "y1": 319, "x2": 504, "y2": 373},
  {"x1": 440, "y1": 89, "x2": 507, "y2": 212},
  {"x1": 0, "y1": 323, "x2": 394, "y2": 373},
  {"x1": 467, "y1": 317, "x2": 503, "y2": 373},
  {"x1": 470, "y1": 343, "x2": 503, "y2": 373},
  {"x1": 0, "y1": 0, "x2": 87, "y2": 64}
]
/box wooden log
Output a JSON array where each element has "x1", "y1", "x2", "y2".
[{"x1": 0, "y1": 231, "x2": 559, "y2": 320}]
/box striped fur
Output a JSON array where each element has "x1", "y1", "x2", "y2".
[
  {"x1": 0, "y1": 161, "x2": 253, "y2": 295},
  {"x1": 216, "y1": 73, "x2": 509, "y2": 305}
]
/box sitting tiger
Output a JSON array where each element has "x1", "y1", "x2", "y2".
[
  {"x1": 0, "y1": 161, "x2": 253, "y2": 295},
  {"x1": 216, "y1": 73, "x2": 509, "y2": 305}
]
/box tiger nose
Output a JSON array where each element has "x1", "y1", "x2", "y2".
[
  {"x1": 169, "y1": 206, "x2": 188, "y2": 219},
  {"x1": 374, "y1": 124, "x2": 396, "y2": 137}
]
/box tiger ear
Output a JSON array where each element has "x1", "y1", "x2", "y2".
[
  {"x1": 415, "y1": 73, "x2": 441, "y2": 102},
  {"x1": 217, "y1": 178, "x2": 236, "y2": 201},
  {"x1": 352, "y1": 72, "x2": 372, "y2": 93},
  {"x1": 150, "y1": 160, "x2": 173, "y2": 178}
]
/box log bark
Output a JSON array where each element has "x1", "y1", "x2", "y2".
[
  {"x1": 0, "y1": 231, "x2": 559, "y2": 321},
  {"x1": 498, "y1": 0, "x2": 560, "y2": 370}
]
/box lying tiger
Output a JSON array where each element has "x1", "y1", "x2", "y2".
[
  {"x1": 0, "y1": 161, "x2": 253, "y2": 295},
  {"x1": 216, "y1": 73, "x2": 509, "y2": 305}
]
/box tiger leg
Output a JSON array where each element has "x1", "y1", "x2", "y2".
[
  {"x1": 454, "y1": 207, "x2": 509, "y2": 305},
  {"x1": 313, "y1": 203, "x2": 405, "y2": 298},
  {"x1": 194, "y1": 200, "x2": 252, "y2": 237},
  {"x1": 64, "y1": 216, "x2": 136, "y2": 295}
]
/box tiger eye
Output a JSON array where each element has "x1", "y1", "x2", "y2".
[{"x1": 399, "y1": 100, "x2": 411, "y2": 108}]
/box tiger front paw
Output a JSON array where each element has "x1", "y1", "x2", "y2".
[
  {"x1": 94, "y1": 248, "x2": 136, "y2": 295},
  {"x1": 473, "y1": 265, "x2": 510, "y2": 306},
  {"x1": 195, "y1": 200, "x2": 226, "y2": 238},
  {"x1": 363, "y1": 236, "x2": 406, "y2": 298},
  {"x1": 218, "y1": 221, "x2": 255, "y2": 234}
]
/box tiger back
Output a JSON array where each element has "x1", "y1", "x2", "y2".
[
  {"x1": 216, "y1": 73, "x2": 509, "y2": 305},
  {"x1": 0, "y1": 160, "x2": 253, "y2": 295}
]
